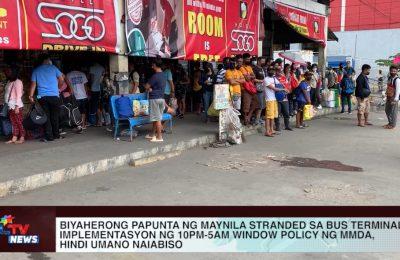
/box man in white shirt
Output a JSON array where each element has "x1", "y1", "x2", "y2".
[
  {"x1": 263, "y1": 66, "x2": 282, "y2": 137},
  {"x1": 67, "y1": 69, "x2": 89, "y2": 129},
  {"x1": 384, "y1": 65, "x2": 400, "y2": 129}
]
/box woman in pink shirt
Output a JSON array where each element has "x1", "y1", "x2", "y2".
[{"x1": 4, "y1": 66, "x2": 25, "y2": 144}]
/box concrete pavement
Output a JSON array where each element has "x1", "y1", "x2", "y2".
[
  {"x1": 0, "y1": 107, "x2": 339, "y2": 197},
  {"x1": 1, "y1": 111, "x2": 399, "y2": 206},
  {"x1": 1, "y1": 111, "x2": 400, "y2": 259}
]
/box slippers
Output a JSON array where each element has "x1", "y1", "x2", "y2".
[
  {"x1": 150, "y1": 137, "x2": 164, "y2": 142},
  {"x1": 365, "y1": 122, "x2": 373, "y2": 126},
  {"x1": 264, "y1": 133, "x2": 274, "y2": 137},
  {"x1": 358, "y1": 124, "x2": 365, "y2": 127},
  {"x1": 296, "y1": 126, "x2": 304, "y2": 129},
  {"x1": 145, "y1": 134, "x2": 154, "y2": 139}
]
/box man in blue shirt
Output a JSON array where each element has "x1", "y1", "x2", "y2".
[
  {"x1": 89, "y1": 62, "x2": 105, "y2": 127},
  {"x1": 29, "y1": 54, "x2": 64, "y2": 141},
  {"x1": 163, "y1": 63, "x2": 175, "y2": 104},
  {"x1": 344, "y1": 61, "x2": 355, "y2": 78},
  {"x1": 145, "y1": 59, "x2": 166, "y2": 142}
]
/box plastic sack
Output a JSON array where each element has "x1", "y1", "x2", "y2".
[
  {"x1": 303, "y1": 104, "x2": 315, "y2": 121},
  {"x1": 327, "y1": 90, "x2": 335, "y2": 101},
  {"x1": 140, "y1": 100, "x2": 149, "y2": 116},
  {"x1": 132, "y1": 100, "x2": 141, "y2": 117},
  {"x1": 207, "y1": 101, "x2": 219, "y2": 117},
  {"x1": 225, "y1": 107, "x2": 243, "y2": 145}
]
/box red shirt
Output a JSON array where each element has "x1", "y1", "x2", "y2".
[{"x1": 277, "y1": 74, "x2": 291, "y2": 93}]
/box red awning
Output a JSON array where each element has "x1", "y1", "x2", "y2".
[{"x1": 274, "y1": 2, "x2": 327, "y2": 46}]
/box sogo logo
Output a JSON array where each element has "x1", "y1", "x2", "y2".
[
  {"x1": 230, "y1": 29, "x2": 255, "y2": 52},
  {"x1": 0, "y1": 215, "x2": 39, "y2": 244},
  {"x1": 37, "y1": 2, "x2": 106, "y2": 42},
  {"x1": 127, "y1": 0, "x2": 143, "y2": 25}
]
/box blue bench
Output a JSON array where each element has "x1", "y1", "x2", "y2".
[{"x1": 110, "y1": 94, "x2": 173, "y2": 141}]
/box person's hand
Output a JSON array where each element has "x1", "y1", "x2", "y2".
[
  {"x1": 14, "y1": 108, "x2": 19, "y2": 114},
  {"x1": 29, "y1": 96, "x2": 35, "y2": 104},
  {"x1": 171, "y1": 92, "x2": 175, "y2": 98}
]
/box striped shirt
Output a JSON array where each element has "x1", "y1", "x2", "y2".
[{"x1": 216, "y1": 68, "x2": 226, "y2": 84}]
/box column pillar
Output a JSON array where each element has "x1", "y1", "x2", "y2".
[
  {"x1": 318, "y1": 13, "x2": 329, "y2": 87},
  {"x1": 109, "y1": 54, "x2": 129, "y2": 95}
]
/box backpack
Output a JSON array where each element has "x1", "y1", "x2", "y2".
[
  {"x1": 387, "y1": 77, "x2": 399, "y2": 99},
  {"x1": 116, "y1": 95, "x2": 133, "y2": 118},
  {"x1": 60, "y1": 97, "x2": 82, "y2": 128},
  {"x1": 343, "y1": 78, "x2": 355, "y2": 94},
  {"x1": 274, "y1": 78, "x2": 287, "y2": 102}
]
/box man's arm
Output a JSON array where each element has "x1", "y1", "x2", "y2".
[
  {"x1": 266, "y1": 83, "x2": 281, "y2": 92},
  {"x1": 303, "y1": 89, "x2": 311, "y2": 104},
  {"x1": 169, "y1": 79, "x2": 175, "y2": 95},
  {"x1": 145, "y1": 82, "x2": 152, "y2": 92},
  {"x1": 29, "y1": 81, "x2": 37, "y2": 103},
  {"x1": 57, "y1": 75, "x2": 64, "y2": 88},
  {"x1": 64, "y1": 75, "x2": 74, "y2": 94}
]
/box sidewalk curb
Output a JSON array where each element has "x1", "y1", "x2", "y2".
[{"x1": 0, "y1": 107, "x2": 339, "y2": 198}]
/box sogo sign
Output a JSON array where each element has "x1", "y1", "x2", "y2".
[{"x1": 0, "y1": 0, "x2": 119, "y2": 52}]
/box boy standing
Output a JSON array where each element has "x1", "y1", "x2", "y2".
[
  {"x1": 263, "y1": 66, "x2": 280, "y2": 137},
  {"x1": 295, "y1": 72, "x2": 312, "y2": 129}
]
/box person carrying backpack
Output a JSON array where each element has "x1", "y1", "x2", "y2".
[
  {"x1": 384, "y1": 65, "x2": 400, "y2": 129},
  {"x1": 340, "y1": 73, "x2": 355, "y2": 114}
]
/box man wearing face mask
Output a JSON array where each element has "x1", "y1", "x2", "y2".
[
  {"x1": 225, "y1": 57, "x2": 245, "y2": 110},
  {"x1": 238, "y1": 53, "x2": 260, "y2": 125},
  {"x1": 252, "y1": 57, "x2": 267, "y2": 125},
  {"x1": 263, "y1": 66, "x2": 282, "y2": 137},
  {"x1": 295, "y1": 71, "x2": 312, "y2": 129},
  {"x1": 309, "y1": 64, "x2": 322, "y2": 109},
  {"x1": 383, "y1": 65, "x2": 399, "y2": 129},
  {"x1": 355, "y1": 64, "x2": 372, "y2": 127}
]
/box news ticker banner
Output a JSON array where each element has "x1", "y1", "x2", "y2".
[
  {"x1": 0, "y1": 0, "x2": 120, "y2": 52},
  {"x1": 4, "y1": 207, "x2": 400, "y2": 252},
  {"x1": 125, "y1": 0, "x2": 260, "y2": 62}
]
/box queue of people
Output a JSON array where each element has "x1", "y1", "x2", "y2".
[{"x1": 0, "y1": 52, "x2": 399, "y2": 145}]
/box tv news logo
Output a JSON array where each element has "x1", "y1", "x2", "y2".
[{"x1": 0, "y1": 215, "x2": 39, "y2": 244}]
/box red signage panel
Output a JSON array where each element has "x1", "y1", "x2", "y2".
[
  {"x1": 226, "y1": 0, "x2": 260, "y2": 57},
  {"x1": 275, "y1": 3, "x2": 326, "y2": 45},
  {"x1": 0, "y1": 0, "x2": 21, "y2": 49},
  {"x1": 0, "y1": 0, "x2": 119, "y2": 52},
  {"x1": 183, "y1": 0, "x2": 227, "y2": 62}
]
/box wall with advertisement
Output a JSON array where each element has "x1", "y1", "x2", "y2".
[
  {"x1": 125, "y1": 0, "x2": 260, "y2": 62},
  {"x1": 0, "y1": 0, "x2": 120, "y2": 53}
]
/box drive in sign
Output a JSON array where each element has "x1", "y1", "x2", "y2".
[{"x1": 0, "y1": 0, "x2": 120, "y2": 52}]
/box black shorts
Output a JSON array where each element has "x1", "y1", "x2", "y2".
[{"x1": 77, "y1": 98, "x2": 88, "y2": 114}]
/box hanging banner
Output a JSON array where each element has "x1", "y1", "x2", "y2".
[
  {"x1": 183, "y1": 0, "x2": 226, "y2": 62},
  {"x1": 226, "y1": 0, "x2": 260, "y2": 57},
  {"x1": 274, "y1": 2, "x2": 326, "y2": 45},
  {"x1": 125, "y1": 0, "x2": 186, "y2": 59},
  {"x1": 125, "y1": 0, "x2": 260, "y2": 61},
  {"x1": 0, "y1": 0, "x2": 21, "y2": 50},
  {"x1": 0, "y1": 0, "x2": 120, "y2": 52}
]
